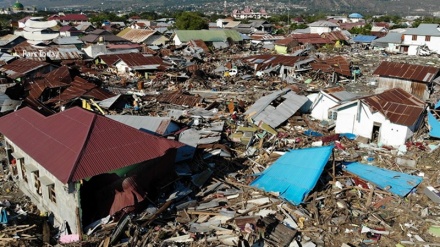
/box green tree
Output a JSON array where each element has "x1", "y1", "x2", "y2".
[{"x1": 175, "y1": 12, "x2": 208, "y2": 30}]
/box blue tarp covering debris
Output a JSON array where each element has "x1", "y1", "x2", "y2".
[
  {"x1": 344, "y1": 162, "x2": 423, "y2": 197},
  {"x1": 428, "y1": 101, "x2": 440, "y2": 138},
  {"x1": 250, "y1": 145, "x2": 334, "y2": 205},
  {"x1": 353, "y1": 35, "x2": 377, "y2": 43}
]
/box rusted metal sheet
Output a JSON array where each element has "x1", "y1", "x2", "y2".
[
  {"x1": 188, "y1": 39, "x2": 210, "y2": 53},
  {"x1": 0, "y1": 58, "x2": 49, "y2": 79},
  {"x1": 311, "y1": 55, "x2": 351, "y2": 77},
  {"x1": 362, "y1": 88, "x2": 425, "y2": 126},
  {"x1": 373, "y1": 61, "x2": 440, "y2": 83},
  {"x1": 154, "y1": 90, "x2": 203, "y2": 107}
]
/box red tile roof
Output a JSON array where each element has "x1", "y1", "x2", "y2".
[
  {"x1": 0, "y1": 107, "x2": 183, "y2": 183},
  {"x1": 362, "y1": 88, "x2": 425, "y2": 126},
  {"x1": 373, "y1": 61, "x2": 440, "y2": 83}
]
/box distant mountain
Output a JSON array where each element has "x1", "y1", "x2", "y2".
[{"x1": 4, "y1": 0, "x2": 440, "y2": 15}]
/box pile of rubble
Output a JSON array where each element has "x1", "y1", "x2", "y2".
[{"x1": 50, "y1": 106, "x2": 440, "y2": 247}]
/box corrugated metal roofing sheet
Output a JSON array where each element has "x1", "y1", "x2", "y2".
[
  {"x1": 0, "y1": 58, "x2": 49, "y2": 79},
  {"x1": 98, "y1": 53, "x2": 164, "y2": 68},
  {"x1": 362, "y1": 87, "x2": 425, "y2": 126},
  {"x1": 245, "y1": 88, "x2": 309, "y2": 128},
  {"x1": 106, "y1": 115, "x2": 178, "y2": 136},
  {"x1": 344, "y1": 162, "x2": 422, "y2": 197},
  {"x1": 0, "y1": 107, "x2": 183, "y2": 183},
  {"x1": 311, "y1": 56, "x2": 351, "y2": 77},
  {"x1": 117, "y1": 28, "x2": 156, "y2": 43},
  {"x1": 45, "y1": 76, "x2": 114, "y2": 105},
  {"x1": 251, "y1": 145, "x2": 334, "y2": 205},
  {"x1": 153, "y1": 90, "x2": 203, "y2": 107},
  {"x1": 373, "y1": 61, "x2": 439, "y2": 83}
]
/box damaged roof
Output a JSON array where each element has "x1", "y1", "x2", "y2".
[
  {"x1": 362, "y1": 87, "x2": 425, "y2": 126},
  {"x1": 117, "y1": 28, "x2": 157, "y2": 43},
  {"x1": 0, "y1": 58, "x2": 49, "y2": 79},
  {"x1": 0, "y1": 107, "x2": 183, "y2": 183},
  {"x1": 27, "y1": 66, "x2": 72, "y2": 99},
  {"x1": 152, "y1": 90, "x2": 203, "y2": 107},
  {"x1": 245, "y1": 88, "x2": 309, "y2": 128},
  {"x1": 373, "y1": 61, "x2": 440, "y2": 83},
  {"x1": 311, "y1": 55, "x2": 352, "y2": 77},
  {"x1": 45, "y1": 76, "x2": 114, "y2": 105}
]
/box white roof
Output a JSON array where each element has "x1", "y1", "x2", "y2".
[{"x1": 25, "y1": 19, "x2": 58, "y2": 29}]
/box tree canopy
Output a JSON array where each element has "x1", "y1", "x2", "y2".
[{"x1": 175, "y1": 11, "x2": 208, "y2": 30}]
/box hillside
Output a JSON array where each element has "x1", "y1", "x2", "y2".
[{"x1": 2, "y1": 0, "x2": 440, "y2": 15}]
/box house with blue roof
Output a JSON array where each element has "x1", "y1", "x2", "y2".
[
  {"x1": 401, "y1": 23, "x2": 440, "y2": 55},
  {"x1": 352, "y1": 35, "x2": 377, "y2": 46},
  {"x1": 348, "y1": 13, "x2": 364, "y2": 23}
]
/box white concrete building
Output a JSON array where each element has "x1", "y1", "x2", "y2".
[
  {"x1": 332, "y1": 88, "x2": 425, "y2": 146},
  {"x1": 401, "y1": 23, "x2": 440, "y2": 55}
]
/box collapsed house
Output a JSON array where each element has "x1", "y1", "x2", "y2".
[{"x1": 0, "y1": 107, "x2": 183, "y2": 235}]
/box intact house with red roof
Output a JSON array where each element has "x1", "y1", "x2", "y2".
[
  {"x1": 372, "y1": 61, "x2": 440, "y2": 101},
  {"x1": 0, "y1": 107, "x2": 183, "y2": 235},
  {"x1": 330, "y1": 88, "x2": 426, "y2": 146}
]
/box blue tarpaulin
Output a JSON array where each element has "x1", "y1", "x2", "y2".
[
  {"x1": 428, "y1": 101, "x2": 440, "y2": 138},
  {"x1": 250, "y1": 145, "x2": 334, "y2": 205},
  {"x1": 0, "y1": 208, "x2": 7, "y2": 224},
  {"x1": 344, "y1": 162, "x2": 423, "y2": 197},
  {"x1": 353, "y1": 35, "x2": 377, "y2": 43}
]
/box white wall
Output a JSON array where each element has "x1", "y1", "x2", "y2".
[
  {"x1": 379, "y1": 120, "x2": 411, "y2": 146},
  {"x1": 335, "y1": 102, "x2": 374, "y2": 139},
  {"x1": 310, "y1": 93, "x2": 338, "y2": 121},
  {"x1": 6, "y1": 138, "x2": 80, "y2": 234},
  {"x1": 173, "y1": 35, "x2": 183, "y2": 46},
  {"x1": 310, "y1": 26, "x2": 331, "y2": 35},
  {"x1": 115, "y1": 61, "x2": 135, "y2": 76},
  {"x1": 386, "y1": 43, "x2": 401, "y2": 53},
  {"x1": 402, "y1": 34, "x2": 440, "y2": 55}
]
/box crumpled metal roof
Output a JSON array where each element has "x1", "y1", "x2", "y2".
[
  {"x1": 373, "y1": 61, "x2": 439, "y2": 83},
  {"x1": 117, "y1": 28, "x2": 156, "y2": 43},
  {"x1": 245, "y1": 88, "x2": 309, "y2": 128},
  {"x1": 362, "y1": 87, "x2": 425, "y2": 126},
  {"x1": 14, "y1": 42, "x2": 83, "y2": 61},
  {"x1": 311, "y1": 55, "x2": 352, "y2": 77},
  {"x1": 153, "y1": 90, "x2": 203, "y2": 107},
  {"x1": 0, "y1": 58, "x2": 49, "y2": 79}
]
